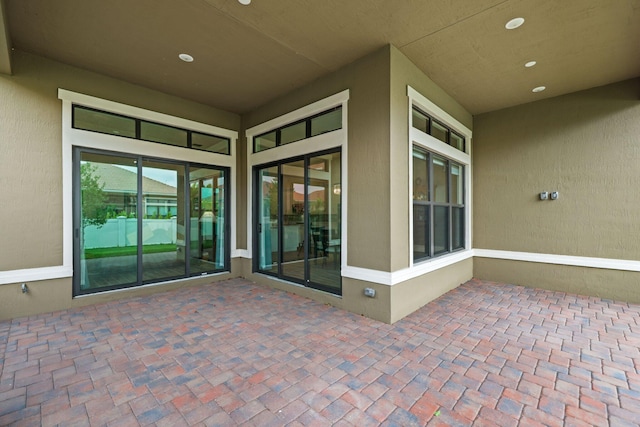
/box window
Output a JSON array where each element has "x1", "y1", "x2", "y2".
[
  {"x1": 409, "y1": 86, "x2": 471, "y2": 268},
  {"x1": 247, "y1": 90, "x2": 348, "y2": 294},
  {"x1": 253, "y1": 106, "x2": 342, "y2": 153},
  {"x1": 255, "y1": 150, "x2": 342, "y2": 295},
  {"x1": 412, "y1": 146, "x2": 464, "y2": 261},
  {"x1": 74, "y1": 148, "x2": 229, "y2": 295},
  {"x1": 73, "y1": 105, "x2": 231, "y2": 155},
  {"x1": 412, "y1": 106, "x2": 465, "y2": 153}
]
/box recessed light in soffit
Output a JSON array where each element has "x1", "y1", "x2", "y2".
[
  {"x1": 238, "y1": 0, "x2": 251, "y2": 5},
  {"x1": 532, "y1": 86, "x2": 546, "y2": 93},
  {"x1": 505, "y1": 17, "x2": 525, "y2": 30},
  {"x1": 178, "y1": 53, "x2": 194, "y2": 62},
  {"x1": 525, "y1": 61, "x2": 537, "y2": 68}
]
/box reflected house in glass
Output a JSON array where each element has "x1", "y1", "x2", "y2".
[{"x1": 89, "y1": 163, "x2": 177, "y2": 219}]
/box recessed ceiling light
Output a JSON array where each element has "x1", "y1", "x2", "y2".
[
  {"x1": 178, "y1": 53, "x2": 194, "y2": 63},
  {"x1": 505, "y1": 17, "x2": 525, "y2": 30},
  {"x1": 525, "y1": 61, "x2": 537, "y2": 68},
  {"x1": 238, "y1": 0, "x2": 251, "y2": 4},
  {"x1": 532, "y1": 86, "x2": 546, "y2": 93}
]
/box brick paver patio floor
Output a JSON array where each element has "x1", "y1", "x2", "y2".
[{"x1": 1, "y1": 278, "x2": 639, "y2": 426}]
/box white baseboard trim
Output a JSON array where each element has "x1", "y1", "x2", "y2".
[
  {"x1": 232, "y1": 249, "x2": 251, "y2": 259},
  {"x1": 4, "y1": 249, "x2": 638, "y2": 288},
  {"x1": 342, "y1": 250, "x2": 474, "y2": 286},
  {"x1": 0, "y1": 265, "x2": 73, "y2": 286},
  {"x1": 474, "y1": 249, "x2": 640, "y2": 272}
]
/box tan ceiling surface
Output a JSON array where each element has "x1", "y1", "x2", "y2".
[{"x1": 3, "y1": 0, "x2": 640, "y2": 115}]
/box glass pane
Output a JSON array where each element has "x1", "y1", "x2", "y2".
[
  {"x1": 413, "y1": 204, "x2": 429, "y2": 261},
  {"x1": 452, "y1": 207, "x2": 464, "y2": 250},
  {"x1": 257, "y1": 166, "x2": 279, "y2": 273},
  {"x1": 190, "y1": 167, "x2": 226, "y2": 274},
  {"x1": 192, "y1": 133, "x2": 230, "y2": 155},
  {"x1": 140, "y1": 122, "x2": 188, "y2": 147},
  {"x1": 142, "y1": 160, "x2": 185, "y2": 282},
  {"x1": 308, "y1": 152, "x2": 341, "y2": 292},
  {"x1": 412, "y1": 147, "x2": 428, "y2": 201},
  {"x1": 432, "y1": 155, "x2": 448, "y2": 203},
  {"x1": 431, "y1": 120, "x2": 448, "y2": 143},
  {"x1": 281, "y1": 159, "x2": 306, "y2": 282},
  {"x1": 434, "y1": 206, "x2": 449, "y2": 256},
  {"x1": 311, "y1": 107, "x2": 342, "y2": 137},
  {"x1": 450, "y1": 132, "x2": 465, "y2": 152},
  {"x1": 281, "y1": 121, "x2": 307, "y2": 145},
  {"x1": 255, "y1": 131, "x2": 277, "y2": 152},
  {"x1": 78, "y1": 152, "x2": 138, "y2": 291},
  {"x1": 412, "y1": 107, "x2": 429, "y2": 133},
  {"x1": 451, "y1": 164, "x2": 463, "y2": 205},
  {"x1": 73, "y1": 106, "x2": 136, "y2": 138}
]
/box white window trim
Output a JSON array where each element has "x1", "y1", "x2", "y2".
[
  {"x1": 244, "y1": 90, "x2": 349, "y2": 270},
  {"x1": 407, "y1": 85, "x2": 473, "y2": 274},
  {"x1": 0, "y1": 89, "x2": 238, "y2": 286}
]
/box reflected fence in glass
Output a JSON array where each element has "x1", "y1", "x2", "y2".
[
  {"x1": 74, "y1": 149, "x2": 229, "y2": 295},
  {"x1": 77, "y1": 152, "x2": 139, "y2": 291}
]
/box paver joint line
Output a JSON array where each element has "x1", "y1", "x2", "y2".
[{"x1": 0, "y1": 277, "x2": 639, "y2": 426}]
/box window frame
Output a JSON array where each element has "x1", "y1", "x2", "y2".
[
  {"x1": 59, "y1": 89, "x2": 238, "y2": 294},
  {"x1": 245, "y1": 90, "x2": 349, "y2": 278},
  {"x1": 412, "y1": 105, "x2": 466, "y2": 153},
  {"x1": 72, "y1": 147, "x2": 232, "y2": 296},
  {"x1": 252, "y1": 148, "x2": 342, "y2": 295},
  {"x1": 253, "y1": 106, "x2": 343, "y2": 153},
  {"x1": 412, "y1": 147, "x2": 465, "y2": 262},
  {"x1": 408, "y1": 86, "x2": 472, "y2": 268},
  {"x1": 72, "y1": 104, "x2": 232, "y2": 155}
]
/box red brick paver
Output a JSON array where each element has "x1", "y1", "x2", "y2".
[{"x1": 1, "y1": 278, "x2": 640, "y2": 426}]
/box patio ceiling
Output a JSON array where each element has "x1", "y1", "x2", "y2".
[{"x1": 1, "y1": 0, "x2": 639, "y2": 115}]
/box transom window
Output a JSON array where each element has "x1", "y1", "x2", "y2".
[
  {"x1": 73, "y1": 105, "x2": 231, "y2": 155},
  {"x1": 254, "y1": 106, "x2": 342, "y2": 153},
  {"x1": 412, "y1": 146, "x2": 465, "y2": 261},
  {"x1": 412, "y1": 106, "x2": 465, "y2": 152}
]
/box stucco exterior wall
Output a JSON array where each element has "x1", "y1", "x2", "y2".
[
  {"x1": 0, "y1": 50, "x2": 241, "y2": 320},
  {"x1": 473, "y1": 79, "x2": 640, "y2": 300},
  {"x1": 0, "y1": 50, "x2": 239, "y2": 272},
  {"x1": 241, "y1": 46, "x2": 475, "y2": 323},
  {"x1": 244, "y1": 45, "x2": 392, "y2": 272},
  {"x1": 390, "y1": 257, "x2": 473, "y2": 324},
  {"x1": 389, "y1": 45, "x2": 472, "y2": 271},
  {"x1": 0, "y1": 46, "x2": 475, "y2": 324},
  {"x1": 474, "y1": 258, "x2": 640, "y2": 304}
]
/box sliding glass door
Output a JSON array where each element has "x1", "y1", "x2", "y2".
[
  {"x1": 255, "y1": 150, "x2": 341, "y2": 294},
  {"x1": 141, "y1": 159, "x2": 186, "y2": 282},
  {"x1": 76, "y1": 152, "x2": 139, "y2": 290},
  {"x1": 190, "y1": 167, "x2": 227, "y2": 274},
  {"x1": 73, "y1": 148, "x2": 229, "y2": 295},
  {"x1": 280, "y1": 159, "x2": 306, "y2": 282}
]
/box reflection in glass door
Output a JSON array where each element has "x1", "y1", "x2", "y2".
[
  {"x1": 308, "y1": 152, "x2": 341, "y2": 292},
  {"x1": 257, "y1": 166, "x2": 279, "y2": 274},
  {"x1": 255, "y1": 150, "x2": 341, "y2": 294},
  {"x1": 281, "y1": 159, "x2": 305, "y2": 282},
  {"x1": 190, "y1": 166, "x2": 226, "y2": 274},
  {"x1": 76, "y1": 152, "x2": 139, "y2": 291},
  {"x1": 74, "y1": 148, "x2": 229, "y2": 295},
  {"x1": 141, "y1": 159, "x2": 185, "y2": 282}
]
